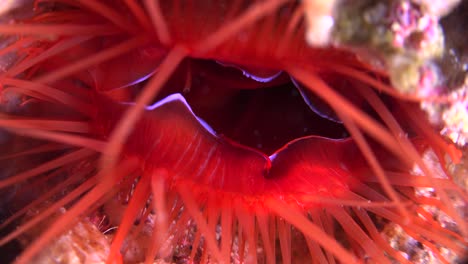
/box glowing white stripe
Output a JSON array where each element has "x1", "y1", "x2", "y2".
[{"x1": 144, "y1": 93, "x2": 218, "y2": 136}]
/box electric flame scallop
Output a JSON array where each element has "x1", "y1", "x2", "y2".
[{"x1": 0, "y1": 1, "x2": 467, "y2": 263}]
